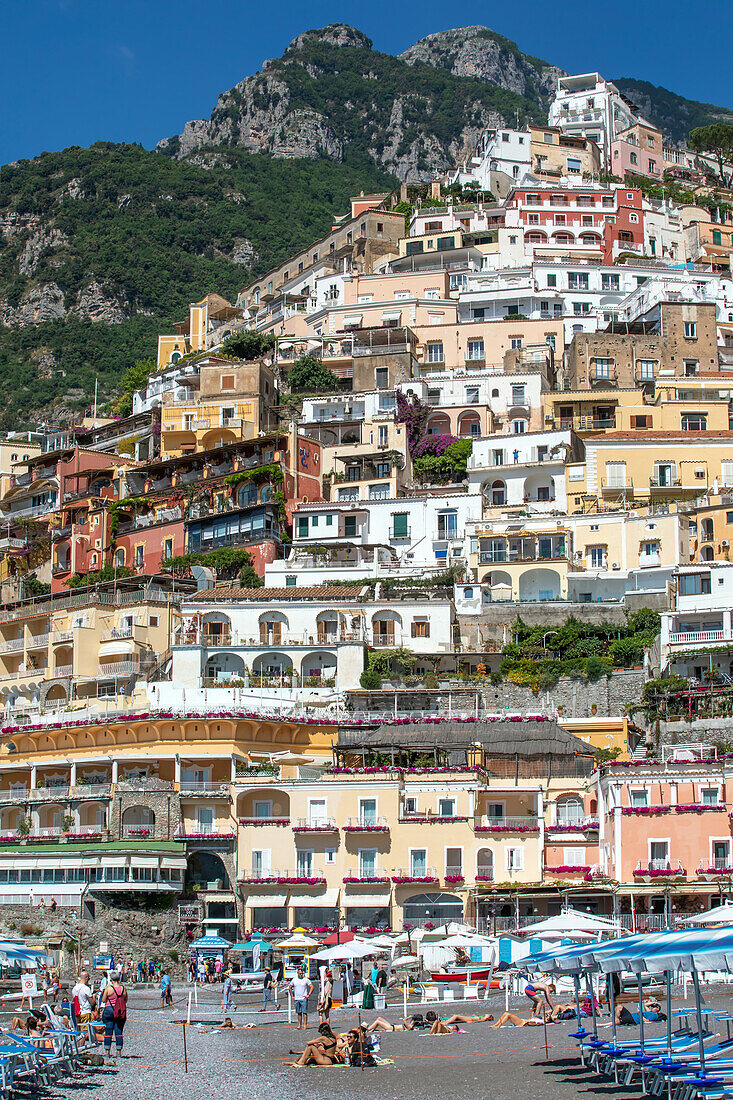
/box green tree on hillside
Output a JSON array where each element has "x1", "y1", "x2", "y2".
[
  {"x1": 287, "y1": 354, "x2": 340, "y2": 393},
  {"x1": 689, "y1": 123, "x2": 733, "y2": 186}
]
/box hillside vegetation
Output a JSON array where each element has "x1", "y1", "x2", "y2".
[{"x1": 0, "y1": 144, "x2": 394, "y2": 425}]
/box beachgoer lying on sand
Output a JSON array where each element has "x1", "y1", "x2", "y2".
[
  {"x1": 216, "y1": 1017, "x2": 240, "y2": 1030},
  {"x1": 615, "y1": 1001, "x2": 666, "y2": 1026},
  {"x1": 548, "y1": 1003, "x2": 578, "y2": 1021},
  {"x1": 429, "y1": 1020, "x2": 464, "y2": 1034},
  {"x1": 366, "y1": 1011, "x2": 437, "y2": 1033},
  {"x1": 443, "y1": 1013, "x2": 494, "y2": 1024},
  {"x1": 491, "y1": 1012, "x2": 544, "y2": 1029}
]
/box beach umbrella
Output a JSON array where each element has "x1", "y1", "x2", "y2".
[
  {"x1": 436, "y1": 933, "x2": 496, "y2": 948},
  {"x1": 190, "y1": 935, "x2": 233, "y2": 950},
  {"x1": 319, "y1": 931, "x2": 355, "y2": 945},
  {"x1": 273, "y1": 934, "x2": 319, "y2": 950},
  {"x1": 681, "y1": 902, "x2": 733, "y2": 925},
  {"x1": 520, "y1": 910, "x2": 620, "y2": 936},
  {"x1": 312, "y1": 939, "x2": 383, "y2": 962}
]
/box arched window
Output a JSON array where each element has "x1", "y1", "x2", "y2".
[
  {"x1": 491, "y1": 480, "x2": 506, "y2": 506},
  {"x1": 556, "y1": 795, "x2": 584, "y2": 825},
  {"x1": 260, "y1": 485, "x2": 272, "y2": 504},
  {"x1": 114, "y1": 548, "x2": 125, "y2": 568},
  {"x1": 238, "y1": 483, "x2": 257, "y2": 508}
]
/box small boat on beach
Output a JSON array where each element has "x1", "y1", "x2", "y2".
[{"x1": 429, "y1": 966, "x2": 496, "y2": 984}]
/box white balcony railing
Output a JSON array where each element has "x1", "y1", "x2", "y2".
[{"x1": 668, "y1": 630, "x2": 727, "y2": 645}]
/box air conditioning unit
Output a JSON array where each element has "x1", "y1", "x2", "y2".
[
  {"x1": 612, "y1": 562, "x2": 620, "y2": 570},
  {"x1": 722, "y1": 540, "x2": 730, "y2": 548}
]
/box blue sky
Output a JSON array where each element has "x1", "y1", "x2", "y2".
[{"x1": 1, "y1": 0, "x2": 731, "y2": 165}]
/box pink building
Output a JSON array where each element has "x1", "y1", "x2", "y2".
[{"x1": 596, "y1": 755, "x2": 733, "y2": 926}]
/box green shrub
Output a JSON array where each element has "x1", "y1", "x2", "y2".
[{"x1": 360, "y1": 668, "x2": 381, "y2": 690}]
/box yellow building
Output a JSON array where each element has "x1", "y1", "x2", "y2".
[
  {"x1": 160, "y1": 357, "x2": 278, "y2": 457},
  {"x1": 0, "y1": 582, "x2": 177, "y2": 716},
  {"x1": 575, "y1": 431, "x2": 733, "y2": 506},
  {"x1": 0, "y1": 711, "x2": 603, "y2": 928},
  {"x1": 157, "y1": 294, "x2": 242, "y2": 370}
]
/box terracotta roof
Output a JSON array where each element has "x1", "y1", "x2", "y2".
[
  {"x1": 187, "y1": 585, "x2": 366, "y2": 602},
  {"x1": 588, "y1": 430, "x2": 733, "y2": 442}
]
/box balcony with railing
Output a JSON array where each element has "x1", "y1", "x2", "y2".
[
  {"x1": 343, "y1": 817, "x2": 390, "y2": 833},
  {"x1": 668, "y1": 628, "x2": 729, "y2": 646},
  {"x1": 293, "y1": 817, "x2": 339, "y2": 833},
  {"x1": 0, "y1": 638, "x2": 25, "y2": 653},
  {"x1": 122, "y1": 824, "x2": 156, "y2": 839},
  {"x1": 238, "y1": 867, "x2": 326, "y2": 884},
  {"x1": 27, "y1": 634, "x2": 49, "y2": 650},
  {"x1": 179, "y1": 779, "x2": 230, "y2": 794},
  {"x1": 634, "y1": 859, "x2": 687, "y2": 878},
  {"x1": 46, "y1": 664, "x2": 72, "y2": 680},
  {"x1": 95, "y1": 660, "x2": 141, "y2": 679},
  {"x1": 343, "y1": 869, "x2": 390, "y2": 884},
  {"x1": 474, "y1": 815, "x2": 539, "y2": 833},
  {"x1": 392, "y1": 867, "x2": 439, "y2": 883}
]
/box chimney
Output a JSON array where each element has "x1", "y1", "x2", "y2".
[{"x1": 430, "y1": 181, "x2": 441, "y2": 200}]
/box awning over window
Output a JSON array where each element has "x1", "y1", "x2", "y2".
[{"x1": 246, "y1": 892, "x2": 288, "y2": 907}]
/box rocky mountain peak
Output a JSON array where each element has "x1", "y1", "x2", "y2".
[
  {"x1": 286, "y1": 24, "x2": 373, "y2": 53},
  {"x1": 400, "y1": 25, "x2": 564, "y2": 99}
]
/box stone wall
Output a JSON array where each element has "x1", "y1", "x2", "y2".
[
  {"x1": 457, "y1": 602, "x2": 633, "y2": 649},
  {"x1": 112, "y1": 781, "x2": 182, "y2": 841},
  {"x1": 479, "y1": 668, "x2": 646, "y2": 719},
  {"x1": 0, "y1": 897, "x2": 192, "y2": 979}
]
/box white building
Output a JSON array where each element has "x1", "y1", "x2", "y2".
[
  {"x1": 268, "y1": 493, "x2": 484, "y2": 585},
  {"x1": 171, "y1": 585, "x2": 455, "y2": 692},
  {"x1": 549, "y1": 73, "x2": 640, "y2": 167},
  {"x1": 661, "y1": 562, "x2": 733, "y2": 677},
  {"x1": 467, "y1": 429, "x2": 575, "y2": 514}
]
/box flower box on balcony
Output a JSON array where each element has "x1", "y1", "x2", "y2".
[
  {"x1": 175, "y1": 832, "x2": 235, "y2": 840},
  {"x1": 342, "y1": 824, "x2": 390, "y2": 832},
  {"x1": 239, "y1": 817, "x2": 289, "y2": 827},
  {"x1": 244, "y1": 875, "x2": 327, "y2": 886},
  {"x1": 545, "y1": 865, "x2": 591, "y2": 874},
  {"x1": 633, "y1": 867, "x2": 687, "y2": 878},
  {"x1": 343, "y1": 875, "x2": 390, "y2": 884},
  {"x1": 475, "y1": 874, "x2": 494, "y2": 882},
  {"x1": 444, "y1": 874, "x2": 465, "y2": 883},
  {"x1": 292, "y1": 824, "x2": 339, "y2": 833},
  {"x1": 622, "y1": 806, "x2": 670, "y2": 815},
  {"x1": 392, "y1": 874, "x2": 438, "y2": 884},
  {"x1": 548, "y1": 822, "x2": 599, "y2": 832},
  {"x1": 697, "y1": 865, "x2": 733, "y2": 875},
  {"x1": 475, "y1": 824, "x2": 538, "y2": 833},
  {"x1": 676, "y1": 804, "x2": 723, "y2": 813}
]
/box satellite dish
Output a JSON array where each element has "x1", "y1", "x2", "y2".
[{"x1": 191, "y1": 565, "x2": 215, "y2": 591}]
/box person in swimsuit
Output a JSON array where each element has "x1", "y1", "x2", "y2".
[
  {"x1": 525, "y1": 979, "x2": 555, "y2": 1018},
  {"x1": 491, "y1": 1012, "x2": 544, "y2": 1028},
  {"x1": 286, "y1": 1023, "x2": 343, "y2": 1066},
  {"x1": 429, "y1": 1020, "x2": 463, "y2": 1034},
  {"x1": 366, "y1": 1011, "x2": 435, "y2": 1032},
  {"x1": 443, "y1": 1013, "x2": 494, "y2": 1024}
]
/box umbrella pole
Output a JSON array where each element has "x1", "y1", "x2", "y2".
[
  {"x1": 586, "y1": 971, "x2": 598, "y2": 1039},
  {"x1": 573, "y1": 974, "x2": 584, "y2": 1065},
  {"x1": 666, "y1": 970, "x2": 673, "y2": 1100},
  {"x1": 691, "y1": 967, "x2": 706, "y2": 1077},
  {"x1": 637, "y1": 973, "x2": 645, "y2": 1056}
]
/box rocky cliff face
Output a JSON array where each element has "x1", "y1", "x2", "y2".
[
  {"x1": 399, "y1": 26, "x2": 564, "y2": 100},
  {"x1": 158, "y1": 23, "x2": 549, "y2": 181}
]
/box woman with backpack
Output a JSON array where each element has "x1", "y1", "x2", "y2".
[{"x1": 100, "y1": 970, "x2": 128, "y2": 1065}]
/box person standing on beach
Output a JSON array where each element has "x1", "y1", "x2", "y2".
[
  {"x1": 289, "y1": 968, "x2": 313, "y2": 1030},
  {"x1": 160, "y1": 970, "x2": 173, "y2": 1009}
]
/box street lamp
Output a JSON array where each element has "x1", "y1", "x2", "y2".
[{"x1": 542, "y1": 630, "x2": 559, "y2": 651}]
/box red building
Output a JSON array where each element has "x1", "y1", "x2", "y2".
[{"x1": 507, "y1": 183, "x2": 644, "y2": 261}]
